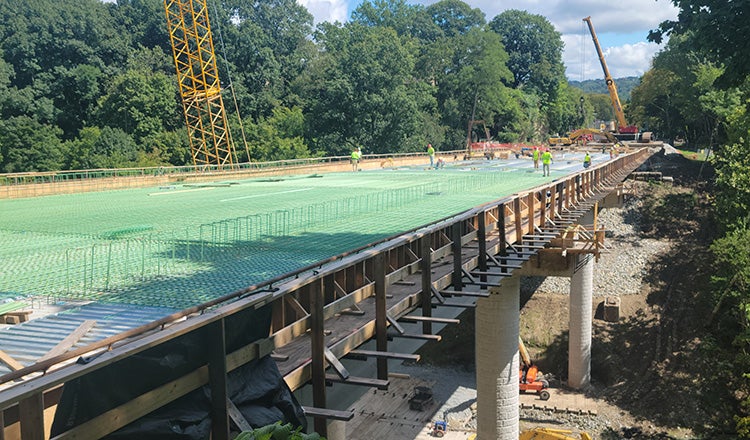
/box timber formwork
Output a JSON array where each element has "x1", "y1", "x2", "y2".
[{"x1": 0, "y1": 149, "x2": 652, "y2": 439}]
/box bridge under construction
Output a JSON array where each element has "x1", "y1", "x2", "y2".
[{"x1": 0, "y1": 149, "x2": 654, "y2": 439}]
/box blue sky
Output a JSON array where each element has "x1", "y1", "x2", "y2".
[{"x1": 297, "y1": 0, "x2": 680, "y2": 81}]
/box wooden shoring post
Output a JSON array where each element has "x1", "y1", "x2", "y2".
[
  {"x1": 271, "y1": 295, "x2": 284, "y2": 334},
  {"x1": 19, "y1": 393, "x2": 43, "y2": 440},
  {"x1": 548, "y1": 184, "x2": 557, "y2": 221},
  {"x1": 498, "y1": 203, "x2": 507, "y2": 256},
  {"x1": 540, "y1": 189, "x2": 548, "y2": 229},
  {"x1": 451, "y1": 222, "x2": 463, "y2": 291},
  {"x1": 374, "y1": 253, "x2": 388, "y2": 381},
  {"x1": 208, "y1": 319, "x2": 229, "y2": 440},
  {"x1": 527, "y1": 192, "x2": 535, "y2": 235},
  {"x1": 0, "y1": 406, "x2": 4, "y2": 440},
  {"x1": 310, "y1": 278, "x2": 327, "y2": 437},
  {"x1": 420, "y1": 235, "x2": 433, "y2": 335},
  {"x1": 556, "y1": 182, "x2": 564, "y2": 215},
  {"x1": 566, "y1": 179, "x2": 574, "y2": 208},
  {"x1": 477, "y1": 210, "x2": 488, "y2": 287},
  {"x1": 513, "y1": 197, "x2": 523, "y2": 244}
]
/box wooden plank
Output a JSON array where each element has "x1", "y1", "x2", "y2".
[
  {"x1": 432, "y1": 302, "x2": 476, "y2": 308},
  {"x1": 398, "y1": 315, "x2": 460, "y2": 325},
  {"x1": 302, "y1": 406, "x2": 354, "y2": 421},
  {"x1": 325, "y1": 374, "x2": 389, "y2": 390},
  {"x1": 284, "y1": 296, "x2": 309, "y2": 320},
  {"x1": 0, "y1": 349, "x2": 24, "y2": 372},
  {"x1": 471, "y1": 270, "x2": 520, "y2": 276},
  {"x1": 347, "y1": 349, "x2": 420, "y2": 362},
  {"x1": 324, "y1": 347, "x2": 350, "y2": 380},
  {"x1": 385, "y1": 314, "x2": 405, "y2": 335},
  {"x1": 227, "y1": 398, "x2": 253, "y2": 432},
  {"x1": 389, "y1": 333, "x2": 441, "y2": 341},
  {"x1": 19, "y1": 394, "x2": 44, "y2": 440},
  {"x1": 38, "y1": 320, "x2": 96, "y2": 363},
  {"x1": 438, "y1": 289, "x2": 490, "y2": 298}
]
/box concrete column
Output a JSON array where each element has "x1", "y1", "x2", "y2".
[
  {"x1": 568, "y1": 254, "x2": 594, "y2": 389},
  {"x1": 475, "y1": 275, "x2": 519, "y2": 440},
  {"x1": 327, "y1": 420, "x2": 346, "y2": 440}
]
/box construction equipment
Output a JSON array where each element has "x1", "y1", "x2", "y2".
[
  {"x1": 431, "y1": 420, "x2": 447, "y2": 437},
  {"x1": 520, "y1": 428, "x2": 593, "y2": 440},
  {"x1": 164, "y1": 0, "x2": 238, "y2": 168},
  {"x1": 582, "y1": 16, "x2": 638, "y2": 137},
  {"x1": 548, "y1": 134, "x2": 573, "y2": 146},
  {"x1": 519, "y1": 337, "x2": 550, "y2": 400},
  {"x1": 568, "y1": 128, "x2": 619, "y2": 144}
]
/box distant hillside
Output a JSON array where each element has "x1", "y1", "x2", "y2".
[{"x1": 568, "y1": 76, "x2": 641, "y2": 101}]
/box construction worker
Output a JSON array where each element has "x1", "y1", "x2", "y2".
[
  {"x1": 351, "y1": 148, "x2": 360, "y2": 171},
  {"x1": 426, "y1": 143, "x2": 435, "y2": 168},
  {"x1": 541, "y1": 148, "x2": 552, "y2": 177},
  {"x1": 583, "y1": 152, "x2": 591, "y2": 168},
  {"x1": 532, "y1": 146, "x2": 540, "y2": 169}
]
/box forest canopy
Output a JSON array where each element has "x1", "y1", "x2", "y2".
[{"x1": 0, "y1": 0, "x2": 612, "y2": 172}]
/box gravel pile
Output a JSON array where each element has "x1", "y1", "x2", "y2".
[{"x1": 522, "y1": 187, "x2": 670, "y2": 298}]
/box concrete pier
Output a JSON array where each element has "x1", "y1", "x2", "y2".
[
  {"x1": 475, "y1": 275, "x2": 520, "y2": 439},
  {"x1": 568, "y1": 253, "x2": 594, "y2": 389}
]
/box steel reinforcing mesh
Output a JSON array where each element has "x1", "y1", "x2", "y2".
[{"x1": 0, "y1": 159, "x2": 563, "y2": 310}]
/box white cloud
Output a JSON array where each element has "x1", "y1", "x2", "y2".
[
  {"x1": 297, "y1": 0, "x2": 677, "y2": 79},
  {"x1": 297, "y1": 0, "x2": 349, "y2": 24},
  {"x1": 563, "y1": 34, "x2": 664, "y2": 82}
]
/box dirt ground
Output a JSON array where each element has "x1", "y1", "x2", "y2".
[{"x1": 410, "y1": 150, "x2": 735, "y2": 439}]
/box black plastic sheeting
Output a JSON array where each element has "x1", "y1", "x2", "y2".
[{"x1": 51, "y1": 304, "x2": 307, "y2": 439}]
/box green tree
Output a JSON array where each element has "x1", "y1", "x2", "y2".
[
  {"x1": 302, "y1": 23, "x2": 432, "y2": 155},
  {"x1": 0, "y1": 116, "x2": 65, "y2": 172},
  {"x1": 425, "y1": 0, "x2": 485, "y2": 37},
  {"x1": 488, "y1": 10, "x2": 565, "y2": 102},
  {"x1": 67, "y1": 126, "x2": 139, "y2": 169},
  {"x1": 432, "y1": 28, "x2": 518, "y2": 146},
  {"x1": 650, "y1": 0, "x2": 750, "y2": 87},
  {"x1": 244, "y1": 106, "x2": 313, "y2": 162},
  {"x1": 95, "y1": 69, "x2": 180, "y2": 145},
  {"x1": 351, "y1": 0, "x2": 441, "y2": 41}
]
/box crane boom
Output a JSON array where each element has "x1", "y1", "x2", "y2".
[
  {"x1": 582, "y1": 16, "x2": 637, "y2": 134},
  {"x1": 164, "y1": 0, "x2": 237, "y2": 168}
]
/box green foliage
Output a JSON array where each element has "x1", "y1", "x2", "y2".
[
  {"x1": 0, "y1": 0, "x2": 586, "y2": 170},
  {"x1": 236, "y1": 422, "x2": 323, "y2": 440},
  {"x1": 425, "y1": 0, "x2": 485, "y2": 37},
  {"x1": 488, "y1": 10, "x2": 564, "y2": 102},
  {"x1": 0, "y1": 116, "x2": 65, "y2": 172}
]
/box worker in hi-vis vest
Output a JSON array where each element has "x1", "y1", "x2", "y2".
[
  {"x1": 541, "y1": 148, "x2": 552, "y2": 177},
  {"x1": 532, "y1": 147, "x2": 540, "y2": 169},
  {"x1": 351, "y1": 148, "x2": 361, "y2": 171}
]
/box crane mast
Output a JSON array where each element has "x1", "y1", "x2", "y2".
[
  {"x1": 582, "y1": 16, "x2": 638, "y2": 134},
  {"x1": 164, "y1": 0, "x2": 237, "y2": 168}
]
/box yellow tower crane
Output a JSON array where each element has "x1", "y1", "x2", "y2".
[{"x1": 164, "y1": 0, "x2": 237, "y2": 168}]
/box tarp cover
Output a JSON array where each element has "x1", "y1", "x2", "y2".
[{"x1": 51, "y1": 304, "x2": 306, "y2": 439}]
